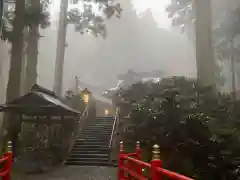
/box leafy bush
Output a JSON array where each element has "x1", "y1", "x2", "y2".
[{"x1": 117, "y1": 76, "x2": 240, "y2": 179}]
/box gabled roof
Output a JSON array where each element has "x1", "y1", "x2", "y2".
[{"x1": 0, "y1": 84, "x2": 81, "y2": 116}]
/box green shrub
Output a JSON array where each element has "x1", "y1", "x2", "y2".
[{"x1": 118, "y1": 77, "x2": 240, "y2": 179}]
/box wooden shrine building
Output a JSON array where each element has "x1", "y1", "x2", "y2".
[{"x1": 0, "y1": 84, "x2": 83, "y2": 168}]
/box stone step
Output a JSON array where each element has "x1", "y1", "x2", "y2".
[
  {"x1": 76, "y1": 138, "x2": 110, "y2": 142},
  {"x1": 83, "y1": 127, "x2": 112, "y2": 131},
  {"x1": 78, "y1": 135, "x2": 111, "y2": 138},
  {"x1": 71, "y1": 148, "x2": 110, "y2": 154},
  {"x1": 65, "y1": 160, "x2": 110, "y2": 166},
  {"x1": 82, "y1": 131, "x2": 112, "y2": 134},
  {"x1": 81, "y1": 129, "x2": 112, "y2": 132},
  {"x1": 91, "y1": 121, "x2": 114, "y2": 124},
  {"x1": 75, "y1": 138, "x2": 109, "y2": 142},
  {"x1": 87, "y1": 124, "x2": 113, "y2": 127},
  {"x1": 70, "y1": 153, "x2": 109, "y2": 158},
  {"x1": 71, "y1": 149, "x2": 110, "y2": 154},
  {"x1": 74, "y1": 144, "x2": 109, "y2": 148},
  {"x1": 95, "y1": 120, "x2": 114, "y2": 121},
  {"x1": 96, "y1": 116, "x2": 114, "y2": 119},
  {"x1": 76, "y1": 137, "x2": 110, "y2": 141},
  {"x1": 89, "y1": 118, "x2": 114, "y2": 120},
  {"x1": 79, "y1": 130, "x2": 112, "y2": 134},
  {"x1": 86, "y1": 126, "x2": 113, "y2": 128},
  {"x1": 86, "y1": 124, "x2": 113, "y2": 127},
  {"x1": 77, "y1": 135, "x2": 111, "y2": 138},
  {"x1": 84, "y1": 126, "x2": 113, "y2": 129},
  {"x1": 67, "y1": 157, "x2": 109, "y2": 162},
  {"x1": 71, "y1": 145, "x2": 109, "y2": 149},
  {"x1": 75, "y1": 140, "x2": 109, "y2": 144},
  {"x1": 76, "y1": 139, "x2": 110, "y2": 143},
  {"x1": 71, "y1": 149, "x2": 109, "y2": 153},
  {"x1": 74, "y1": 143, "x2": 109, "y2": 147},
  {"x1": 81, "y1": 132, "x2": 112, "y2": 136},
  {"x1": 77, "y1": 138, "x2": 110, "y2": 141},
  {"x1": 88, "y1": 119, "x2": 114, "y2": 121},
  {"x1": 96, "y1": 117, "x2": 114, "y2": 119},
  {"x1": 84, "y1": 125, "x2": 113, "y2": 129},
  {"x1": 79, "y1": 131, "x2": 112, "y2": 134},
  {"x1": 96, "y1": 119, "x2": 114, "y2": 121},
  {"x1": 66, "y1": 117, "x2": 114, "y2": 167},
  {"x1": 83, "y1": 129, "x2": 112, "y2": 132}
]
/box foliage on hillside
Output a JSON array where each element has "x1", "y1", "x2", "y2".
[{"x1": 117, "y1": 76, "x2": 240, "y2": 179}]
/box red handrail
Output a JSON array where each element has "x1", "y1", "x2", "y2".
[
  {"x1": 118, "y1": 141, "x2": 194, "y2": 180},
  {"x1": 0, "y1": 141, "x2": 13, "y2": 180},
  {"x1": 156, "y1": 167, "x2": 193, "y2": 180}
]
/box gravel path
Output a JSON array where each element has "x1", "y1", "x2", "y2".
[{"x1": 13, "y1": 166, "x2": 117, "y2": 180}]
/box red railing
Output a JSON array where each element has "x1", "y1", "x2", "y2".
[
  {"x1": 0, "y1": 141, "x2": 13, "y2": 180},
  {"x1": 118, "y1": 141, "x2": 194, "y2": 180}
]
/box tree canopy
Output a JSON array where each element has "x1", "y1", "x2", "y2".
[{"x1": 1, "y1": 0, "x2": 122, "y2": 41}]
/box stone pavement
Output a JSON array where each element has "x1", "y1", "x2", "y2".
[{"x1": 13, "y1": 166, "x2": 117, "y2": 180}]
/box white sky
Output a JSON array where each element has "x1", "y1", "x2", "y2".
[
  {"x1": 49, "y1": 0, "x2": 172, "y2": 30},
  {"x1": 131, "y1": 0, "x2": 171, "y2": 29}
]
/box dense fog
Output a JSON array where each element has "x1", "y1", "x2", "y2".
[{"x1": 0, "y1": 0, "x2": 196, "y2": 102}]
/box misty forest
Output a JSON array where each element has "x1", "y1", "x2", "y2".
[{"x1": 0, "y1": 0, "x2": 240, "y2": 180}]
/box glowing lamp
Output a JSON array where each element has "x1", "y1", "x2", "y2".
[
  {"x1": 81, "y1": 88, "x2": 91, "y2": 104},
  {"x1": 104, "y1": 109, "x2": 109, "y2": 115}
]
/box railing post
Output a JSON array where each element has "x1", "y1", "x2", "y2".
[
  {"x1": 136, "y1": 141, "x2": 142, "y2": 176},
  {"x1": 151, "y1": 144, "x2": 162, "y2": 180},
  {"x1": 3, "y1": 141, "x2": 13, "y2": 180},
  {"x1": 118, "y1": 141, "x2": 125, "y2": 180}
]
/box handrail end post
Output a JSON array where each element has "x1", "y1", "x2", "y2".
[
  {"x1": 136, "y1": 141, "x2": 142, "y2": 176},
  {"x1": 118, "y1": 141, "x2": 125, "y2": 180},
  {"x1": 136, "y1": 141, "x2": 141, "y2": 159},
  {"x1": 151, "y1": 144, "x2": 162, "y2": 180},
  {"x1": 3, "y1": 141, "x2": 13, "y2": 180}
]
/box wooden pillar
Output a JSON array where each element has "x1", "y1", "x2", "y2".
[
  {"x1": 36, "y1": 116, "x2": 39, "y2": 149},
  {"x1": 47, "y1": 116, "x2": 51, "y2": 148}
]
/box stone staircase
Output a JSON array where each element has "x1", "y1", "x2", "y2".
[{"x1": 65, "y1": 116, "x2": 115, "y2": 166}]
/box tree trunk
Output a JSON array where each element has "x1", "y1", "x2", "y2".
[
  {"x1": 25, "y1": 0, "x2": 40, "y2": 92},
  {"x1": 6, "y1": 0, "x2": 25, "y2": 103},
  {"x1": 195, "y1": 0, "x2": 215, "y2": 87},
  {"x1": 230, "y1": 32, "x2": 236, "y2": 101},
  {"x1": 3, "y1": 0, "x2": 25, "y2": 154},
  {"x1": 53, "y1": 0, "x2": 68, "y2": 96}
]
